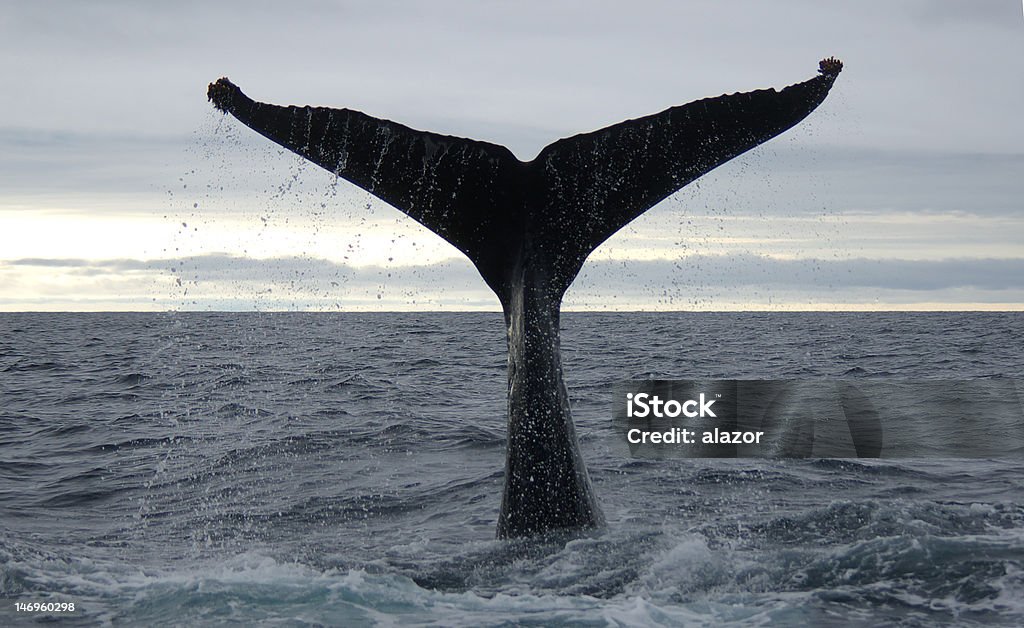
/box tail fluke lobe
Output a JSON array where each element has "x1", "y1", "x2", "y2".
[
  {"x1": 528, "y1": 64, "x2": 841, "y2": 291},
  {"x1": 208, "y1": 77, "x2": 525, "y2": 295}
]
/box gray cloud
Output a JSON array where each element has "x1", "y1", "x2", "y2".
[
  {"x1": 758, "y1": 146, "x2": 1024, "y2": 215},
  {"x1": 0, "y1": 127, "x2": 193, "y2": 200},
  {"x1": 578, "y1": 255, "x2": 1024, "y2": 292},
  {"x1": 3, "y1": 123, "x2": 1021, "y2": 227},
  {"x1": 8, "y1": 253, "x2": 1024, "y2": 292}
]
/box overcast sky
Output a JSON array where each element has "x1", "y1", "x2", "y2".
[{"x1": 1, "y1": 1, "x2": 1022, "y2": 311}]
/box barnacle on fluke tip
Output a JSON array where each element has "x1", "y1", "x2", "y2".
[
  {"x1": 818, "y1": 56, "x2": 843, "y2": 77},
  {"x1": 207, "y1": 77, "x2": 238, "y2": 113}
]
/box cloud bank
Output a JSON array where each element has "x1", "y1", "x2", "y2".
[{"x1": 4, "y1": 253, "x2": 1023, "y2": 311}]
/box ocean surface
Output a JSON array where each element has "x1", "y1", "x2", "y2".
[{"x1": 1, "y1": 311, "x2": 1022, "y2": 626}]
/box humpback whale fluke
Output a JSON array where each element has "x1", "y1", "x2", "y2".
[{"x1": 208, "y1": 58, "x2": 842, "y2": 538}]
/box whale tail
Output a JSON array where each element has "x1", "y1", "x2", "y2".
[
  {"x1": 209, "y1": 59, "x2": 842, "y2": 537},
  {"x1": 208, "y1": 58, "x2": 840, "y2": 305}
]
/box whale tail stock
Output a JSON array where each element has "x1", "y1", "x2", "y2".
[{"x1": 208, "y1": 58, "x2": 841, "y2": 537}]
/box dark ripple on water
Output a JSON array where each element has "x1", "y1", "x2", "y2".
[{"x1": 1, "y1": 311, "x2": 1023, "y2": 626}]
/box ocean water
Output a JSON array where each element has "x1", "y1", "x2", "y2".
[{"x1": 1, "y1": 311, "x2": 1022, "y2": 626}]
